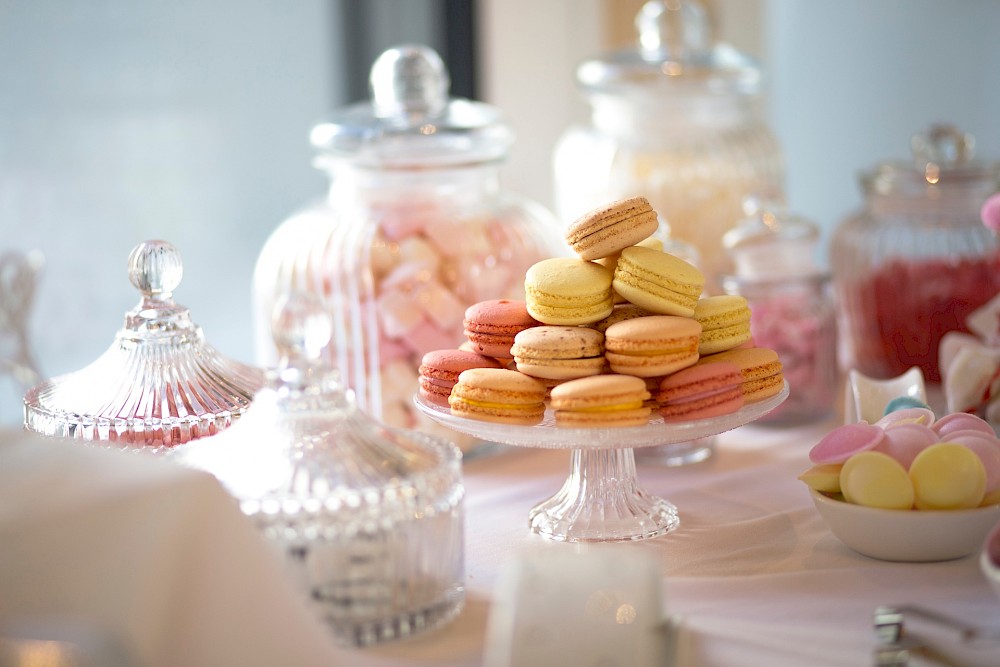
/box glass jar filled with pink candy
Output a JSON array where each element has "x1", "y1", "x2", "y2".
[
  {"x1": 831, "y1": 124, "x2": 1000, "y2": 383},
  {"x1": 253, "y1": 45, "x2": 561, "y2": 446}
]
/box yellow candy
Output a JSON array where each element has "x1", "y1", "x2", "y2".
[
  {"x1": 798, "y1": 464, "x2": 843, "y2": 493},
  {"x1": 909, "y1": 443, "x2": 986, "y2": 510},
  {"x1": 840, "y1": 451, "x2": 914, "y2": 509}
]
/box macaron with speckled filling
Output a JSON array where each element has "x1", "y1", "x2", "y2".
[
  {"x1": 524, "y1": 257, "x2": 614, "y2": 325},
  {"x1": 604, "y1": 315, "x2": 701, "y2": 377},
  {"x1": 565, "y1": 196, "x2": 659, "y2": 261},
  {"x1": 418, "y1": 349, "x2": 503, "y2": 406},
  {"x1": 449, "y1": 368, "x2": 546, "y2": 425},
  {"x1": 550, "y1": 374, "x2": 652, "y2": 428},
  {"x1": 463, "y1": 299, "x2": 540, "y2": 359},
  {"x1": 511, "y1": 325, "x2": 606, "y2": 380}
]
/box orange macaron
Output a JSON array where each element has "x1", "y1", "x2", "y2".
[
  {"x1": 604, "y1": 315, "x2": 702, "y2": 377},
  {"x1": 550, "y1": 374, "x2": 652, "y2": 428},
  {"x1": 448, "y1": 368, "x2": 547, "y2": 425}
]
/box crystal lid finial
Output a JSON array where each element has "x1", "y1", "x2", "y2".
[
  {"x1": 271, "y1": 293, "x2": 333, "y2": 366},
  {"x1": 637, "y1": 0, "x2": 712, "y2": 60},
  {"x1": 128, "y1": 240, "x2": 183, "y2": 301},
  {"x1": 370, "y1": 44, "x2": 450, "y2": 121}
]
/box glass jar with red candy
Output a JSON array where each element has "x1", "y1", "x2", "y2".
[{"x1": 831, "y1": 124, "x2": 1000, "y2": 382}]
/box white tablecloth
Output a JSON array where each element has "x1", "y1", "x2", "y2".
[{"x1": 3, "y1": 422, "x2": 999, "y2": 666}]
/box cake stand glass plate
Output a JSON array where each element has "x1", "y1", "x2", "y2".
[{"x1": 414, "y1": 381, "x2": 788, "y2": 542}]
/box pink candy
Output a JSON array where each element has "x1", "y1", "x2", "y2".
[
  {"x1": 873, "y1": 423, "x2": 938, "y2": 470},
  {"x1": 809, "y1": 423, "x2": 884, "y2": 465},
  {"x1": 981, "y1": 192, "x2": 1000, "y2": 233},
  {"x1": 932, "y1": 412, "x2": 995, "y2": 438}
]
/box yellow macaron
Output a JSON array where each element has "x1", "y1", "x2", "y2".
[
  {"x1": 612, "y1": 246, "x2": 705, "y2": 317},
  {"x1": 693, "y1": 295, "x2": 752, "y2": 355},
  {"x1": 524, "y1": 257, "x2": 614, "y2": 325}
]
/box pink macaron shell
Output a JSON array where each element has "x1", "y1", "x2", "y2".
[
  {"x1": 944, "y1": 431, "x2": 1000, "y2": 493},
  {"x1": 872, "y1": 422, "x2": 939, "y2": 470},
  {"x1": 808, "y1": 422, "x2": 885, "y2": 465},
  {"x1": 874, "y1": 407, "x2": 936, "y2": 429},
  {"x1": 932, "y1": 412, "x2": 995, "y2": 438}
]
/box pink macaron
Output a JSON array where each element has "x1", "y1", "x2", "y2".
[
  {"x1": 463, "y1": 299, "x2": 540, "y2": 359},
  {"x1": 656, "y1": 361, "x2": 744, "y2": 423},
  {"x1": 418, "y1": 349, "x2": 503, "y2": 406}
]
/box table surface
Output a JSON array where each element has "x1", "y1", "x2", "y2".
[{"x1": 3, "y1": 421, "x2": 1000, "y2": 667}]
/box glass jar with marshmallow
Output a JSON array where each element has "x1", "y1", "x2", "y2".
[{"x1": 253, "y1": 45, "x2": 561, "y2": 451}]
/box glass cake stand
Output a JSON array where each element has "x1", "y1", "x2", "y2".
[{"x1": 414, "y1": 381, "x2": 788, "y2": 542}]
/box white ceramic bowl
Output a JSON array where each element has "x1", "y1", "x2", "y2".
[{"x1": 810, "y1": 489, "x2": 1000, "y2": 562}]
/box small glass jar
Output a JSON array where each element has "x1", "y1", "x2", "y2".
[
  {"x1": 253, "y1": 45, "x2": 561, "y2": 446},
  {"x1": 175, "y1": 294, "x2": 465, "y2": 647},
  {"x1": 23, "y1": 241, "x2": 263, "y2": 449},
  {"x1": 831, "y1": 124, "x2": 1000, "y2": 383},
  {"x1": 722, "y1": 197, "x2": 837, "y2": 424},
  {"x1": 553, "y1": 0, "x2": 784, "y2": 288}
]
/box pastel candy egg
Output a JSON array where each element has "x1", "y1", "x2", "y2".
[
  {"x1": 932, "y1": 412, "x2": 995, "y2": 438},
  {"x1": 809, "y1": 423, "x2": 884, "y2": 465},
  {"x1": 909, "y1": 443, "x2": 986, "y2": 510},
  {"x1": 797, "y1": 463, "x2": 842, "y2": 493},
  {"x1": 872, "y1": 423, "x2": 938, "y2": 470},
  {"x1": 874, "y1": 407, "x2": 935, "y2": 429},
  {"x1": 945, "y1": 431, "x2": 1000, "y2": 493},
  {"x1": 883, "y1": 396, "x2": 931, "y2": 415},
  {"x1": 840, "y1": 451, "x2": 914, "y2": 509}
]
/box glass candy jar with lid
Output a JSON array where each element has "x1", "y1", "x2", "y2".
[
  {"x1": 722, "y1": 196, "x2": 836, "y2": 425},
  {"x1": 253, "y1": 45, "x2": 561, "y2": 444},
  {"x1": 23, "y1": 240, "x2": 263, "y2": 449},
  {"x1": 831, "y1": 124, "x2": 1000, "y2": 382},
  {"x1": 553, "y1": 0, "x2": 784, "y2": 288},
  {"x1": 175, "y1": 294, "x2": 465, "y2": 647}
]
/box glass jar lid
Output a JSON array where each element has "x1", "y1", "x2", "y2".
[
  {"x1": 173, "y1": 293, "x2": 460, "y2": 510},
  {"x1": 862, "y1": 124, "x2": 1000, "y2": 198},
  {"x1": 23, "y1": 240, "x2": 263, "y2": 449},
  {"x1": 576, "y1": 0, "x2": 762, "y2": 97},
  {"x1": 310, "y1": 44, "x2": 512, "y2": 169},
  {"x1": 722, "y1": 194, "x2": 824, "y2": 279}
]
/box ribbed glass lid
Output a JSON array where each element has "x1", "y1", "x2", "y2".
[
  {"x1": 310, "y1": 44, "x2": 512, "y2": 169},
  {"x1": 23, "y1": 240, "x2": 263, "y2": 449},
  {"x1": 862, "y1": 124, "x2": 1000, "y2": 198},
  {"x1": 173, "y1": 293, "x2": 456, "y2": 511},
  {"x1": 576, "y1": 0, "x2": 762, "y2": 97},
  {"x1": 723, "y1": 194, "x2": 823, "y2": 279}
]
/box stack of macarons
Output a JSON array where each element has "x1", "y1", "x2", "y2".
[{"x1": 415, "y1": 196, "x2": 785, "y2": 427}]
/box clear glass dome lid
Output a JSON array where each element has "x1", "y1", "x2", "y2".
[
  {"x1": 310, "y1": 44, "x2": 512, "y2": 169},
  {"x1": 576, "y1": 0, "x2": 762, "y2": 97},
  {"x1": 175, "y1": 293, "x2": 459, "y2": 508},
  {"x1": 722, "y1": 194, "x2": 824, "y2": 279},
  {"x1": 863, "y1": 124, "x2": 1000, "y2": 198},
  {"x1": 23, "y1": 240, "x2": 263, "y2": 449}
]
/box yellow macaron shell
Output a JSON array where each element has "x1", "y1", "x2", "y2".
[
  {"x1": 693, "y1": 295, "x2": 752, "y2": 355},
  {"x1": 604, "y1": 315, "x2": 702, "y2": 377},
  {"x1": 612, "y1": 246, "x2": 705, "y2": 317},
  {"x1": 524, "y1": 257, "x2": 614, "y2": 325},
  {"x1": 550, "y1": 374, "x2": 652, "y2": 428}
]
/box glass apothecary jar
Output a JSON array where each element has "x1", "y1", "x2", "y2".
[
  {"x1": 553, "y1": 0, "x2": 784, "y2": 287},
  {"x1": 722, "y1": 197, "x2": 836, "y2": 425},
  {"x1": 831, "y1": 124, "x2": 1000, "y2": 382},
  {"x1": 176, "y1": 294, "x2": 465, "y2": 647},
  {"x1": 23, "y1": 241, "x2": 263, "y2": 449},
  {"x1": 254, "y1": 45, "x2": 561, "y2": 445}
]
